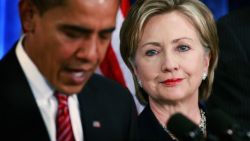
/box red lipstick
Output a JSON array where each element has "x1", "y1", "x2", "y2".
[{"x1": 162, "y1": 78, "x2": 183, "y2": 86}]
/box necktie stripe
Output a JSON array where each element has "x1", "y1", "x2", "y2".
[
  {"x1": 58, "y1": 114, "x2": 70, "y2": 123},
  {"x1": 58, "y1": 117, "x2": 71, "y2": 132},
  {"x1": 58, "y1": 125, "x2": 72, "y2": 141},
  {"x1": 55, "y1": 92, "x2": 75, "y2": 141},
  {"x1": 64, "y1": 133, "x2": 74, "y2": 141}
]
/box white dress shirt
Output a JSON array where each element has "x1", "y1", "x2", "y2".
[{"x1": 15, "y1": 35, "x2": 84, "y2": 141}]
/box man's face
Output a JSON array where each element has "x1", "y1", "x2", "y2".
[{"x1": 21, "y1": 0, "x2": 119, "y2": 94}]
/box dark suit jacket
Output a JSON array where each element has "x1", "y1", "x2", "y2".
[
  {"x1": 206, "y1": 7, "x2": 250, "y2": 130},
  {"x1": 137, "y1": 105, "x2": 174, "y2": 141},
  {"x1": 0, "y1": 46, "x2": 137, "y2": 141}
]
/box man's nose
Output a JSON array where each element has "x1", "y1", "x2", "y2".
[{"x1": 76, "y1": 37, "x2": 99, "y2": 62}]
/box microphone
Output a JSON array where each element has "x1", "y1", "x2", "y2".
[
  {"x1": 167, "y1": 113, "x2": 206, "y2": 141},
  {"x1": 207, "y1": 109, "x2": 250, "y2": 141}
]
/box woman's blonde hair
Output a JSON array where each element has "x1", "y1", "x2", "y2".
[{"x1": 120, "y1": 0, "x2": 218, "y2": 105}]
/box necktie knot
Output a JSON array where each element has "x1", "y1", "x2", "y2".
[{"x1": 55, "y1": 93, "x2": 68, "y2": 108}]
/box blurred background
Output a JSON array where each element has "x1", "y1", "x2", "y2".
[{"x1": 1, "y1": 0, "x2": 250, "y2": 59}]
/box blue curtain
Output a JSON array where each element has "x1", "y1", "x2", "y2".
[
  {"x1": 202, "y1": 0, "x2": 229, "y2": 20},
  {"x1": 0, "y1": 0, "x2": 250, "y2": 59},
  {"x1": 0, "y1": 0, "x2": 21, "y2": 59}
]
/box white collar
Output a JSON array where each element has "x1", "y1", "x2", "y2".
[{"x1": 16, "y1": 35, "x2": 54, "y2": 101}]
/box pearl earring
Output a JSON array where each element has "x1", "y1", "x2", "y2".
[
  {"x1": 202, "y1": 73, "x2": 207, "y2": 80},
  {"x1": 137, "y1": 79, "x2": 142, "y2": 87}
]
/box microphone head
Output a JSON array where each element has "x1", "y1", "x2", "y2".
[{"x1": 168, "y1": 113, "x2": 204, "y2": 141}]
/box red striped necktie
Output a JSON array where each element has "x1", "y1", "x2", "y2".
[{"x1": 55, "y1": 93, "x2": 75, "y2": 141}]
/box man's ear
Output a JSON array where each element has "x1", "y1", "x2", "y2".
[{"x1": 19, "y1": 0, "x2": 39, "y2": 33}]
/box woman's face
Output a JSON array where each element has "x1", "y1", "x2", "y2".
[{"x1": 134, "y1": 11, "x2": 210, "y2": 103}]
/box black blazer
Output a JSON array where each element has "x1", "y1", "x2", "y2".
[
  {"x1": 137, "y1": 105, "x2": 174, "y2": 141},
  {"x1": 0, "y1": 46, "x2": 137, "y2": 141},
  {"x1": 206, "y1": 7, "x2": 250, "y2": 130}
]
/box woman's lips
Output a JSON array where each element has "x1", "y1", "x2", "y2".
[{"x1": 161, "y1": 78, "x2": 183, "y2": 86}]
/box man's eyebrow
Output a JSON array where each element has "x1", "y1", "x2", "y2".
[
  {"x1": 59, "y1": 25, "x2": 93, "y2": 33},
  {"x1": 59, "y1": 25, "x2": 116, "y2": 34},
  {"x1": 100, "y1": 27, "x2": 116, "y2": 34}
]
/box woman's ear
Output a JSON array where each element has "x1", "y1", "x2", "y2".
[
  {"x1": 131, "y1": 62, "x2": 143, "y2": 87},
  {"x1": 129, "y1": 59, "x2": 139, "y2": 78},
  {"x1": 19, "y1": 0, "x2": 39, "y2": 33},
  {"x1": 204, "y1": 52, "x2": 211, "y2": 73}
]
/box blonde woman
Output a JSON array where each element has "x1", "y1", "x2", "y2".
[{"x1": 120, "y1": 0, "x2": 218, "y2": 140}]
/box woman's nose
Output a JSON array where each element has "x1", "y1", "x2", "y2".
[{"x1": 161, "y1": 53, "x2": 179, "y2": 72}]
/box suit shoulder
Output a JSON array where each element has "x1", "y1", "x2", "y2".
[
  {"x1": 87, "y1": 73, "x2": 131, "y2": 96},
  {"x1": 79, "y1": 73, "x2": 136, "y2": 113}
]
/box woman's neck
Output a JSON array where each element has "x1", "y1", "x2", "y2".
[{"x1": 149, "y1": 96, "x2": 201, "y2": 128}]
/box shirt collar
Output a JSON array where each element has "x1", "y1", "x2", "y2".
[{"x1": 16, "y1": 35, "x2": 54, "y2": 101}]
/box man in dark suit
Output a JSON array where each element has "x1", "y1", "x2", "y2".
[
  {"x1": 206, "y1": 7, "x2": 250, "y2": 130},
  {"x1": 0, "y1": 0, "x2": 137, "y2": 141}
]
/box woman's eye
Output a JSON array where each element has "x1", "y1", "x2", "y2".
[
  {"x1": 145, "y1": 50, "x2": 158, "y2": 56},
  {"x1": 177, "y1": 45, "x2": 190, "y2": 52}
]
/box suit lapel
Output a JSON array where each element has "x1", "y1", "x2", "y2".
[
  {"x1": 138, "y1": 105, "x2": 173, "y2": 141},
  {"x1": 77, "y1": 82, "x2": 101, "y2": 141},
  {"x1": 2, "y1": 47, "x2": 50, "y2": 141},
  {"x1": 77, "y1": 75, "x2": 111, "y2": 141}
]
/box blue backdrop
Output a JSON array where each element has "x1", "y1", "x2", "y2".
[
  {"x1": 0, "y1": 0, "x2": 21, "y2": 59},
  {"x1": 0, "y1": 0, "x2": 250, "y2": 59}
]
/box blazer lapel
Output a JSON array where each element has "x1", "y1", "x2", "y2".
[
  {"x1": 2, "y1": 47, "x2": 50, "y2": 141},
  {"x1": 77, "y1": 82, "x2": 104, "y2": 141},
  {"x1": 138, "y1": 105, "x2": 174, "y2": 141}
]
